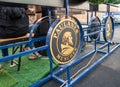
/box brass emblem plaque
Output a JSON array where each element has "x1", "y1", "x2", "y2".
[
  {"x1": 106, "y1": 16, "x2": 113, "y2": 41},
  {"x1": 50, "y1": 18, "x2": 80, "y2": 64}
]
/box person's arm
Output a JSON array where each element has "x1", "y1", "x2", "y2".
[{"x1": 34, "y1": 6, "x2": 42, "y2": 23}]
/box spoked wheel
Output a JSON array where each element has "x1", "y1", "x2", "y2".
[
  {"x1": 88, "y1": 16, "x2": 101, "y2": 41},
  {"x1": 34, "y1": 17, "x2": 56, "y2": 56}
]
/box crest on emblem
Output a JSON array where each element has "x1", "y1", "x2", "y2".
[{"x1": 50, "y1": 18, "x2": 80, "y2": 64}]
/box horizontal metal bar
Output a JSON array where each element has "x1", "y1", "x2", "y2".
[
  {"x1": 0, "y1": 40, "x2": 29, "y2": 49},
  {"x1": 69, "y1": 43, "x2": 120, "y2": 87},
  {"x1": 97, "y1": 42, "x2": 109, "y2": 50},
  {"x1": 30, "y1": 75, "x2": 52, "y2": 87},
  {"x1": 0, "y1": 45, "x2": 48, "y2": 62},
  {"x1": 54, "y1": 50, "x2": 95, "y2": 76},
  {"x1": 97, "y1": 50, "x2": 107, "y2": 54},
  {"x1": 0, "y1": 36, "x2": 46, "y2": 49},
  {"x1": 96, "y1": 41, "x2": 106, "y2": 44},
  {"x1": 84, "y1": 30, "x2": 102, "y2": 37},
  {"x1": 52, "y1": 75, "x2": 65, "y2": 84}
]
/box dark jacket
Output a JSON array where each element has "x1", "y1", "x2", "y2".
[
  {"x1": 42, "y1": 7, "x2": 56, "y2": 17},
  {"x1": 0, "y1": 6, "x2": 29, "y2": 38}
]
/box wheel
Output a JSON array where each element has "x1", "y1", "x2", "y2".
[
  {"x1": 88, "y1": 16, "x2": 101, "y2": 41},
  {"x1": 103, "y1": 16, "x2": 114, "y2": 42},
  {"x1": 47, "y1": 16, "x2": 83, "y2": 65},
  {"x1": 34, "y1": 17, "x2": 55, "y2": 56}
]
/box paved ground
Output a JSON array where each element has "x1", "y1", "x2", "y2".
[{"x1": 39, "y1": 25, "x2": 120, "y2": 87}]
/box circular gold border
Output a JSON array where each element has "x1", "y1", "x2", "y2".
[
  {"x1": 106, "y1": 16, "x2": 112, "y2": 41},
  {"x1": 50, "y1": 17, "x2": 80, "y2": 64}
]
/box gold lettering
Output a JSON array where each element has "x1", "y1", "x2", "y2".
[
  {"x1": 58, "y1": 24, "x2": 62, "y2": 29},
  {"x1": 63, "y1": 21, "x2": 66, "y2": 27},
  {"x1": 57, "y1": 25, "x2": 60, "y2": 30},
  {"x1": 71, "y1": 22, "x2": 74, "y2": 28},
  {"x1": 56, "y1": 29, "x2": 61, "y2": 34},
  {"x1": 67, "y1": 21, "x2": 71, "y2": 26},
  {"x1": 53, "y1": 33, "x2": 57, "y2": 38},
  {"x1": 70, "y1": 53, "x2": 73, "y2": 58},
  {"x1": 60, "y1": 22, "x2": 64, "y2": 28},
  {"x1": 64, "y1": 57, "x2": 67, "y2": 61},
  {"x1": 53, "y1": 28, "x2": 61, "y2": 38},
  {"x1": 60, "y1": 57, "x2": 63, "y2": 61}
]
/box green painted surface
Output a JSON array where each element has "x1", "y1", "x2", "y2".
[{"x1": 0, "y1": 49, "x2": 57, "y2": 87}]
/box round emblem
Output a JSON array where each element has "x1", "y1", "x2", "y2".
[
  {"x1": 88, "y1": 16, "x2": 101, "y2": 40},
  {"x1": 103, "y1": 16, "x2": 114, "y2": 42},
  {"x1": 50, "y1": 18, "x2": 80, "y2": 64}
]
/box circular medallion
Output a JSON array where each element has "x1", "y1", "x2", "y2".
[
  {"x1": 50, "y1": 18, "x2": 80, "y2": 64},
  {"x1": 103, "y1": 16, "x2": 114, "y2": 42},
  {"x1": 34, "y1": 17, "x2": 56, "y2": 56},
  {"x1": 88, "y1": 16, "x2": 101, "y2": 40}
]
